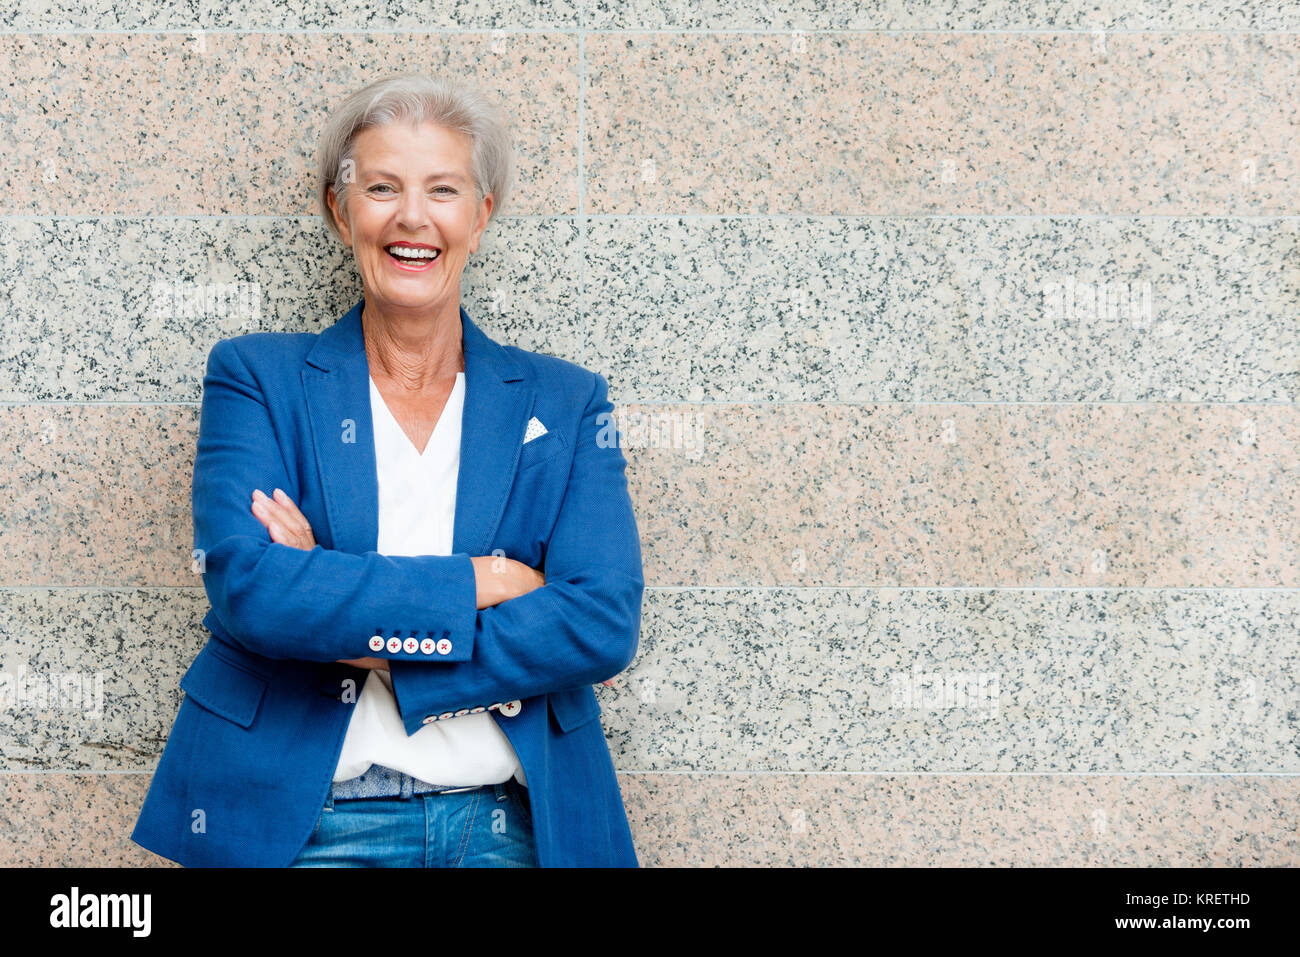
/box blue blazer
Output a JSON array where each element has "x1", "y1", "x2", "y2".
[{"x1": 131, "y1": 297, "x2": 644, "y2": 867}]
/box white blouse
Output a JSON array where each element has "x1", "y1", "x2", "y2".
[{"x1": 332, "y1": 371, "x2": 526, "y2": 787}]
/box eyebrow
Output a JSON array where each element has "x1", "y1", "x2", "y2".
[{"x1": 363, "y1": 169, "x2": 468, "y2": 185}]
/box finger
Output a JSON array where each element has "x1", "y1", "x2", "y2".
[
  {"x1": 253, "y1": 500, "x2": 297, "y2": 547},
  {"x1": 251, "y1": 495, "x2": 286, "y2": 530},
  {"x1": 263, "y1": 514, "x2": 291, "y2": 545},
  {"x1": 272, "y1": 487, "x2": 304, "y2": 520},
  {"x1": 250, "y1": 495, "x2": 275, "y2": 530},
  {"x1": 272, "y1": 488, "x2": 314, "y2": 542},
  {"x1": 254, "y1": 489, "x2": 288, "y2": 519},
  {"x1": 253, "y1": 493, "x2": 297, "y2": 540},
  {"x1": 251, "y1": 489, "x2": 282, "y2": 523}
]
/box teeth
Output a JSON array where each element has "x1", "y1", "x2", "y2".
[{"x1": 388, "y1": 245, "x2": 440, "y2": 260}]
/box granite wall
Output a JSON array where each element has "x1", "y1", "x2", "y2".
[{"x1": 1, "y1": 2, "x2": 1297, "y2": 865}]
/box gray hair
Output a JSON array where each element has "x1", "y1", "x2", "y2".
[{"x1": 316, "y1": 73, "x2": 514, "y2": 243}]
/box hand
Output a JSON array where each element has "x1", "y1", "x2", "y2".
[
  {"x1": 250, "y1": 489, "x2": 365, "y2": 669},
  {"x1": 249, "y1": 499, "x2": 614, "y2": 683},
  {"x1": 468, "y1": 556, "x2": 618, "y2": 685},
  {"x1": 250, "y1": 488, "x2": 317, "y2": 551},
  {"x1": 470, "y1": 555, "x2": 545, "y2": 609},
  {"x1": 338, "y1": 657, "x2": 390, "y2": 671}
]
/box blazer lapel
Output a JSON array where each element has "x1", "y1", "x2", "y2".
[
  {"x1": 453, "y1": 303, "x2": 532, "y2": 556},
  {"x1": 302, "y1": 297, "x2": 533, "y2": 558}
]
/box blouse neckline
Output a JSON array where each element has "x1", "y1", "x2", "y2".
[{"x1": 368, "y1": 372, "x2": 465, "y2": 461}]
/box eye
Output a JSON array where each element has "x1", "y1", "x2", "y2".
[
  {"x1": 368, "y1": 184, "x2": 394, "y2": 194},
  {"x1": 433, "y1": 186, "x2": 456, "y2": 195}
]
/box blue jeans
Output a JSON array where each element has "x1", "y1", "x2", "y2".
[{"x1": 290, "y1": 778, "x2": 537, "y2": 867}]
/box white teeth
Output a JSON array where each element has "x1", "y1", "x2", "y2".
[{"x1": 387, "y1": 245, "x2": 440, "y2": 260}]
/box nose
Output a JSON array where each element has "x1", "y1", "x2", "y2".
[{"x1": 394, "y1": 187, "x2": 432, "y2": 233}]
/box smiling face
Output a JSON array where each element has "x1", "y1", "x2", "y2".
[{"x1": 327, "y1": 120, "x2": 493, "y2": 323}]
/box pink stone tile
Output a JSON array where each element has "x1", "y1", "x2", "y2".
[
  {"x1": 0, "y1": 406, "x2": 196, "y2": 586},
  {"x1": 0, "y1": 33, "x2": 578, "y2": 216},
  {"x1": 0, "y1": 773, "x2": 175, "y2": 866},
  {"x1": 4, "y1": 402, "x2": 1292, "y2": 588},
  {"x1": 3, "y1": 771, "x2": 1293, "y2": 866},
  {"x1": 616, "y1": 403, "x2": 1300, "y2": 586},
  {"x1": 586, "y1": 34, "x2": 1299, "y2": 214},
  {"x1": 618, "y1": 773, "x2": 1300, "y2": 866}
]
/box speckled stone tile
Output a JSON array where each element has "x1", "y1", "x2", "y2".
[
  {"x1": 589, "y1": 2, "x2": 1300, "y2": 30},
  {"x1": 4, "y1": 771, "x2": 1293, "y2": 866},
  {"x1": 0, "y1": 33, "x2": 578, "y2": 216},
  {"x1": 8, "y1": 586, "x2": 1293, "y2": 774},
  {"x1": 0, "y1": 406, "x2": 197, "y2": 585},
  {"x1": 0, "y1": 773, "x2": 175, "y2": 866},
  {"x1": 586, "y1": 217, "x2": 1300, "y2": 402},
  {"x1": 618, "y1": 773, "x2": 1300, "y2": 865},
  {"x1": 585, "y1": 33, "x2": 1299, "y2": 214},
  {"x1": 597, "y1": 589, "x2": 1300, "y2": 772},
  {"x1": 0, "y1": 589, "x2": 207, "y2": 770},
  {"x1": 615, "y1": 402, "x2": 1300, "y2": 587},
  {"x1": 2, "y1": 1, "x2": 580, "y2": 30},
  {"x1": 3, "y1": 0, "x2": 1296, "y2": 32},
  {"x1": 0, "y1": 217, "x2": 583, "y2": 401}
]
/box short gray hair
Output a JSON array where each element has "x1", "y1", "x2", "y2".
[{"x1": 316, "y1": 73, "x2": 514, "y2": 243}]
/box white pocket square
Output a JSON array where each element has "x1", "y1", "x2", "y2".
[{"x1": 523, "y1": 416, "x2": 548, "y2": 444}]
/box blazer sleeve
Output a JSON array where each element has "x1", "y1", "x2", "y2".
[
  {"x1": 385, "y1": 370, "x2": 645, "y2": 735},
  {"x1": 193, "y1": 337, "x2": 480, "y2": 663}
]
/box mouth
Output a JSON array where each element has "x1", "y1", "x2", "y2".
[{"x1": 385, "y1": 243, "x2": 442, "y2": 270}]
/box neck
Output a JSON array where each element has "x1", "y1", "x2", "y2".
[{"x1": 361, "y1": 298, "x2": 465, "y2": 390}]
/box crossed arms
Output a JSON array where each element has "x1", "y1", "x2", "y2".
[{"x1": 193, "y1": 338, "x2": 644, "y2": 735}]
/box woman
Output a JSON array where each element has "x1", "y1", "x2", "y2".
[{"x1": 131, "y1": 74, "x2": 645, "y2": 867}]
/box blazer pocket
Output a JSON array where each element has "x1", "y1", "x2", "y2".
[
  {"x1": 180, "y1": 639, "x2": 272, "y2": 729},
  {"x1": 517, "y1": 427, "x2": 568, "y2": 472},
  {"x1": 547, "y1": 685, "x2": 602, "y2": 734}
]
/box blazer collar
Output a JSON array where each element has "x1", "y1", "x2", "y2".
[{"x1": 301, "y1": 297, "x2": 534, "y2": 558}]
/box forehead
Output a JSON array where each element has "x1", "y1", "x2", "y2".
[{"x1": 352, "y1": 121, "x2": 474, "y2": 174}]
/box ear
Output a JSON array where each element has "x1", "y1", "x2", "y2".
[
  {"x1": 469, "y1": 193, "x2": 494, "y2": 255},
  {"x1": 327, "y1": 185, "x2": 353, "y2": 248}
]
